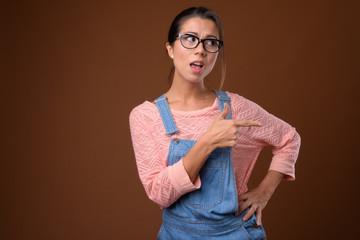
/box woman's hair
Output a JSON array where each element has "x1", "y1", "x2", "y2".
[{"x1": 167, "y1": 6, "x2": 226, "y2": 90}]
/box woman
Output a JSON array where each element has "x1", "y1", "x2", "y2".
[{"x1": 129, "y1": 6, "x2": 300, "y2": 239}]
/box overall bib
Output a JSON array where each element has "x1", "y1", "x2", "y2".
[{"x1": 155, "y1": 91, "x2": 267, "y2": 240}]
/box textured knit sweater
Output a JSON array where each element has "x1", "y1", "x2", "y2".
[{"x1": 129, "y1": 92, "x2": 301, "y2": 209}]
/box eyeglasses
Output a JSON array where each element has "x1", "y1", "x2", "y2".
[{"x1": 177, "y1": 33, "x2": 223, "y2": 53}]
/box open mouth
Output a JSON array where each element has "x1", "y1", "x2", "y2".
[{"x1": 190, "y1": 62, "x2": 204, "y2": 72}]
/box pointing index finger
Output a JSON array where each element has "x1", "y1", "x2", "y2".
[{"x1": 235, "y1": 120, "x2": 262, "y2": 127}]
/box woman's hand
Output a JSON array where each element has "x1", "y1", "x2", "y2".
[
  {"x1": 234, "y1": 170, "x2": 285, "y2": 226},
  {"x1": 185, "y1": 103, "x2": 262, "y2": 182},
  {"x1": 234, "y1": 186, "x2": 272, "y2": 226},
  {"x1": 202, "y1": 103, "x2": 262, "y2": 149}
]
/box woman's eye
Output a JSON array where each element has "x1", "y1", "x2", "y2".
[
  {"x1": 207, "y1": 40, "x2": 217, "y2": 46},
  {"x1": 186, "y1": 36, "x2": 195, "y2": 42}
]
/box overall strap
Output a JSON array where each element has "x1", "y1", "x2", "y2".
[
  {"x1": 215, "y1": 90, "x2": 232, "y2": 119},
  {"x1": 154, "y1": 94, "x2": 179, "y2": 135}
]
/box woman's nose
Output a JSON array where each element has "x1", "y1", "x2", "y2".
[{"x1": 194, "y1": 41, "x2": 207, "y2": 55}]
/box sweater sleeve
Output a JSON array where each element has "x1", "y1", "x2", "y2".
[
  {"x1": 234, "y1": 95, "x2": 301, "y2": 180},
  {"x1": 129, "y1": 105, "x2": 200, "y2": 208}
]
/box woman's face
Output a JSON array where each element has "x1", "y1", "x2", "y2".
[{"x1": 166, "y1": 17, "x2": 219, "y2": 84}]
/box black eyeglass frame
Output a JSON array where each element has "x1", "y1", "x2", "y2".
[{"x1": 177, "y1": 33, "x2": 223, "y2": 53}]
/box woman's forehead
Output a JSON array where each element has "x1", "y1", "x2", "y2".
[{"x1": 179, "y1": 17, "x2": 219, "y2": 37}]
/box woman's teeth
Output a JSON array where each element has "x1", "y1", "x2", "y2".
[{"x1": 190, "y1": 63, "x2": 203, "y2": 67}]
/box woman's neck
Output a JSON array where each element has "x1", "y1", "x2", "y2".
[{"x1": 165, "y1": 74, "x2": 216, "y2": 111}]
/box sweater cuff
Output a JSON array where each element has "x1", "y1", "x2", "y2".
[
  {"x1": 269, "y1": 155, "x2": 296, "y2": 181},
  {"x1": 167, "y1": 159, "x2": 201, "y2": 195}
]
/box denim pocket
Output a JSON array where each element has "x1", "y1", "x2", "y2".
[
  {"x1": 242, "y1": 214, "x2": 267, "y2": 240},
  {"x1": 177, "y1": 152, "x2": 227, "y2": 209}
]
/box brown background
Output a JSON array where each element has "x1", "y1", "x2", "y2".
[{"x1": 1, "y1": 0, "x2": 359, "y2": 239}]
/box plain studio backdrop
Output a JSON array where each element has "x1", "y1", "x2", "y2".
[{"x1": 1, "y1": 0, "x2": 359, "y2": 239}]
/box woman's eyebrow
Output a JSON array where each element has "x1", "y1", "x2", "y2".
[
  {"x1": 186, "y1": 31, "x2": 199, "y2": 36},
  {"x1": 185, "y1": 32, "x2": 218, "y2": 39},
  {"x1": 206, "y1": 34, "x2": 218, "y2": 39}
]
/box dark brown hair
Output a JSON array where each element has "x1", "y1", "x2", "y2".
[{"x1": 167, "y1": 6, "x2": 226, "y2": 90}]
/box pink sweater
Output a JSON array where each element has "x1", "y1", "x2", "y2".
[{"x1": 129, "y1": 92, "x2": 301, "y2": 209}]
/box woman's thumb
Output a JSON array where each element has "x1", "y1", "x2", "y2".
[{"x1": 218, "y1": 103, "x2": 229, "y2": 119}]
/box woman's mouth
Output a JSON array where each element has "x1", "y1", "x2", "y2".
[{"x1": 190, "y1": 61, "x2": 204, "y2": 73}]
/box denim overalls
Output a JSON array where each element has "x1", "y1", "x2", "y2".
[{"x1": 155, "y1": 91, "x2": 267, "y2": 239}]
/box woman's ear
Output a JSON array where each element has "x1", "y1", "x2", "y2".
[{"x1": 166, "y1": 42, "x2": 174, "y2": 59}]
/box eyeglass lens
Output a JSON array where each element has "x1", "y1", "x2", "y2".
[{"x1": 179, "y1": 34, "x2": 221, "y2": 53}]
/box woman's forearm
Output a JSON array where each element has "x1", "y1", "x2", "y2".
[
  {"x1": 257, "y1": 170, "x2": 285, "y2": 196},
  {"x1": 182, "y1": 134, "x2": 215, "y2": 182}
]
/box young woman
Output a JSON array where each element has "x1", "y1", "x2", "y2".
[{"x1": 130, "y1": 6, "x2": 300, "y2": 239}]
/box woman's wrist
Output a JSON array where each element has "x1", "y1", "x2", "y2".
[{"x1": 198, "y1": 132, "x2": 216, "y2": 154}]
